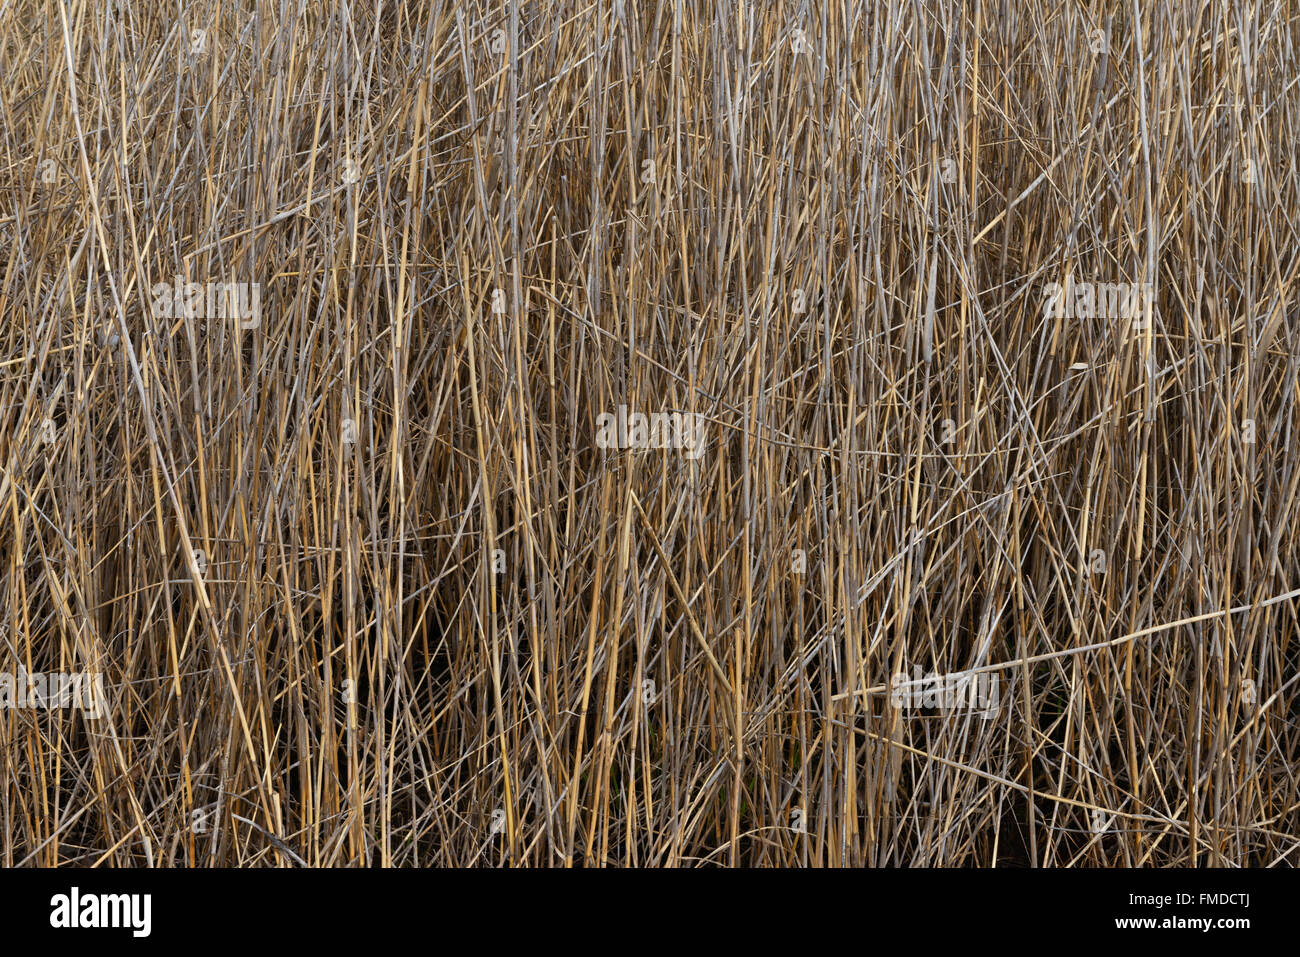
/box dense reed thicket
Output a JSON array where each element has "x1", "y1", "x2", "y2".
[{"x1": 2, "y1": 0, "x2": 1299, "y2": 866}]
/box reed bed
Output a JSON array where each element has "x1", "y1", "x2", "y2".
[{"x1": 1, "y1": 0, "x2": 1299, "y2": 866}]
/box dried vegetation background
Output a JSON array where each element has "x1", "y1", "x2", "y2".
[{"x1": 2, "y1": 0, "x2": 1300, "y2": 865}]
